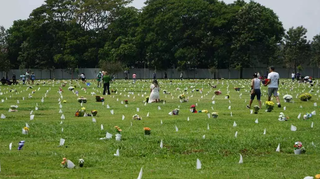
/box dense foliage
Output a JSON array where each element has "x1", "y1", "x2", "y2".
[{"x1": 0, "y1": 0, "x2": 319, "y2": 72}]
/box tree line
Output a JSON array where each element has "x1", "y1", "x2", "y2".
[{"x1": 0, "y1": 0, "x2": 320, "y2": 75}]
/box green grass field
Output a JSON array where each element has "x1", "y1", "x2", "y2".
[{"x1": 0, "y1": 79, "x2": 319, "y2": 179}]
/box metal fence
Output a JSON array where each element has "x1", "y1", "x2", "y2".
[{"x1": 1, "y1": 67, "x2": 320, "y2": 80}]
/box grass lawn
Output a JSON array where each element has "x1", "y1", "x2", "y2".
[{"x1": 0, "y1": 79, "x2": 319, "y2": 179}]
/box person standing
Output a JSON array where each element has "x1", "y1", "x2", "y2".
[
  {"x1": 102, "y1": 71, "x2": 111, "y2": 95},
  {"x1": 97, "y1": 71, "x2": 102, "y2": 87},
  {"x1": 247, "y1": 73, "x2": 262, "y2": 109},
  {"x1": 25, "y1": 71, "x2": 30, "y2": 84},
  {"x1": 291, "y1": 72, "x2": 295, "y2": 82},
  {"x1": 148, "y1": 80, "x2": 160, "y2": 103},
  {"x1": 80, "y1": 73, "x2": 86, "y2": 83},
  {"x1": 180, "y1": 72, "x2": 183, "y2": 80},
  {"x1": 12, "y1": 74, "x2": 17, "y2": 85},
  {"x1": 164, "y1": 72, "x2": 168, "y2": 79},
  {"x1": 31, "y1": 72, "x2": 35, "y2": 85},
  {"x1": 153, "y1": 72, "x2": 156, "y2": 80},
  {"x1": 265, "y1": 66, "x2": 281, "y2": 108},
  {"x1": 132, "y1": 73, "x2": 136, "y2": 83}
]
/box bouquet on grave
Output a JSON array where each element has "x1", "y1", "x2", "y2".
[
  {"x1": 95, "y1": 96, "x2": 104, "y2": 102},
  {"x1": 77, "y1": 97, "x2": 87, "y2": 103},
  {"x1": 68, "y1": 86, "x2": 75, "y2": 91},
  {"x1": 115, "y1": 126, "x2": 122, "y2": 134},
  {"x1": 265, "y1": 101, "x2": 274, "y2": 112},
  {"x1": 75, "y1": 107, "x2": 86, "y2": 117},
  {"x1": 172, "y1": 108, "x2": 179, "y2": 115},
  {"x1": 144, "y1": 127, "x2": 151, "y2": 135},
  {"x1": 132, "y1": 114, "x2": 142, "y2": 120},
  {"x1": 9, "y1": 105, "x2": 18, "y2": 112},
  {"x1": 214, "y1": 90, "x2": 221, "y2": 95},
  {"x1": 91, "y1": 110, "x2": 98, "y2": 116},
  {"x1": 211, "y1": 112, "x2": 218, "y2": 118},
  {"x1": 283, "y1": 94, "x2": 293, "y2": 102},
  {"x1": 294, "y1": 141, "x2": 306, "y2": 154},
  {"x1": 299, "y1": 93, "x2": 312, "y2": 101}
]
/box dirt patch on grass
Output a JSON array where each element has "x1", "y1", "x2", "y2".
[{"x1": 181, "y1": 149, "x2": 204, "y2": 155}]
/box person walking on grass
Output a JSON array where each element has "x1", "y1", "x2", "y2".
[
  {"x1": 265, "y1": 66, "x2": 281, "y2": 108},
  {"x1": 31, "y1": 72, "x2": 35, "y2": 85},
  {"x1": 247, "y1": 73, "x2": 261, "y2": 109},
  {"x1": 102, "y1": 71, "x2": 111, "y2": 95},
  {"x1": 97, "y1": 71, "x2": 102, "y2": 87}
]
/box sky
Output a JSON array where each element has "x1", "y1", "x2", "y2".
[{"x1": 0, "y1": 0, "x2": 319, "y2": 40}]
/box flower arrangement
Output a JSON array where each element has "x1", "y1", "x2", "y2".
[
  {"x1": 253, "y1": 105, "x2": 260, "y2": 114},
  {"x1": 234, "y1": 87, "x2": 240, "y2": 91},
  {"x1": 299, "y1": 93, "x2": 312, "y2": 101},
  {"x1": 95, "y1": 96, "x2": 104, "y2": 102},
  {"x1": 225, "y1": 94, "x2": 230, "y2": 99},
  {"x1": 124, "y1": 100, "x2": 128, "y2": 104},
  {"x1": 75, "y1": 107, "x2": 86, "y2": 117},
  {"x1": 91, "y1": 110, "x2": 98, "y2": 116},
  {"x1": 214, "y1": 91, "x2": 221, "y2": 95},
  {"x1": 22, "y1": 126, "x2": 29, "y2": 134},
  {"x1": 145, "y1": 97, "x2": 149, "y2": 103},
  {"x1": 77, "y1": 97, "x2": 87, "y2": 103},
  {"x1": 172, "y1": 108, "x2": 179, "y2": 115},
  {"x1": 199, "y1": 110, "x2": 208, "y2": 113},
  {"x1": 115, "y1": 126, "x2": 122, "y2": 134},
  {"x1": 303, "y1": 113, "x2": 312, "y2": 120},
  {"x1": 79, "y1": 159, "x2": 84, "y2": 167},
  {"x1": 9, "y1": 105, "x2": 18, "y2": 112},
  {"x1": 32, "y1": 90, "x2": 36, "y2": 94},
  {"x1": 179, "y1": 94, "x2": 185, "y2": 99},
  {"x1": 212, "y1": 112, "x2": 218, "y2": 118},
  {"x1": 278, "y1": 112, "x2": 288, "y2": 121},
  {"x1": 63, "y1": 100, "x2": 67, "y2": 103},
  {"x1": 265, "y1": 101, "x2": 274, "y2": 112},
  {"x1": 132, "y1": 114, "x2": 142, "y2": 120},
  {"x1": 68, "y1": 86, "x2": 75, "y2": 91},
  {"x1": 294, "y1": 141, "x2": 306, "y2": 154},
  {"x1": 283, "y1": 94, "x2": 293, "y2": 102},
  {"x1": 61, "y1": 158, "x2": 67, "y2": 168},
  {"x1": 190, "y1": 104, "x2": 197, "y2": 113},
  {"x1": 111, "y1": 89, "x2": 117, "y2": 93},
  {"x1": 144, "y1": 127, "x2": 151, "y2": 135}
]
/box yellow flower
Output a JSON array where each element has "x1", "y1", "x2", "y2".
[
  {"x1": 23, "y1": 127, "x2": 29, "y2": 131},
  {"x1": 144, "y1": 127, "x2": 151, "y2": 131}
]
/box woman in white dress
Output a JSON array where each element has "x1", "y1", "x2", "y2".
[{"x1": 149, "y1": 80, "x2": 160, "y2": 103}]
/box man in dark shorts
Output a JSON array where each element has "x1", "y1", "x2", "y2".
[{"x1": 247, "y1": 73, "x2": 261, "y2": 109}]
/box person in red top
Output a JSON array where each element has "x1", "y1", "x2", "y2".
[{"x1": 132, "y1": 73, "x2": 136, "y2": 83}]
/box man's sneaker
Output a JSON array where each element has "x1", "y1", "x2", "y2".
[
  {"x1": 278, "y1": 104, "x2": 281, "y2": 108},
  {"x1": 246, "y1": 105, "x2": 250, "y2": 109}
]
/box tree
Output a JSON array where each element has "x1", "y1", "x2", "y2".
[
  {"x1": 311, "y1": 34, "x2": 320, "y2": 67},
  {"x1": 283, "y1": 26, "x2": 311, "y2": 74},
  {"x1": 231, "y1": 1, "x2": 284, "y2": 76},
  {"x1": 0, "y1": 26, "x2": 10, "y2": 72}
]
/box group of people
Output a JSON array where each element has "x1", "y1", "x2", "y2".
[
  {"x1": 247, "y1": 66, "x2": 281, "y2": 109},
  {"x1": 1, "y1": 71, "x2": 35, "y2": 85}
]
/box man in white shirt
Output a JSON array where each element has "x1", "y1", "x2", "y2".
[
  {"x1": 291, "y1": 72, "x2": 295, "y2": 82},
  {"x1": 265, "y1": 66, "x2": 281, "y2": 108}
]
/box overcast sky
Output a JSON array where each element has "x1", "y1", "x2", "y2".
[{"x1": 0, "y1": 0, "x2": 319, "y2": 40}]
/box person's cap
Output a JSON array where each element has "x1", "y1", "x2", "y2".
[{"x1": 253, "y1": 73, "x2": 258, "y2": 77}]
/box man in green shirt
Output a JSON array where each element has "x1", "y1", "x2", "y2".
[{"x1": 102, "y1": 71, "x2": 111, "y2": 95}]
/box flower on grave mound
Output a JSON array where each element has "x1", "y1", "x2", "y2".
[
  {"x1": 115, "y1": 126, "x2": 122, "y2": 134},
  {"x1": 63, "y1": 100, "x2": 67, "y2": 103},
  {"x1": 32, "y1": 90, "x2": 36, "y2": 94},
  {"x1": 75, "y1": 107, "x2": 86, "y2": 117},
  {"x1": 132, "y1": 114, "x2": 142, "y2": 120},
  {"x1": 111, "y1": 89, "x2": 117, "y2": 93},
  {"x1": 299, "y1": 93, "x2": 312, "y2": 101},
  {"x1": 294, "y1": 141, "x2": 306, "y2": 154},
  {"x1": 95, "y1": 96, "x2": 104, "y2": 102},
  {"x1": 77, "y1": 97, "x2": 87, "y2": 103},
  {"x1": 91, "y1": 110, "x2": 98, "y2": 116},
  {"x1": 145, "y1": 97, "x2": 149, "y2": 103},
  {"x1": 214, "y1": 91, "x2": 221, "y2": 95},
  {"x1": 198, "y1": 110, "x2": 208, "y2": 113},
  {"x1": 61, "y1": 158, "x2": 67, "y2": 168},
  {"x1": 303, "y1": 113, "x2": 312, "y2": 120},
  {"x1": 253, "y1": 105, "x2": 260, "y2": 114},
  {"x1": 124, "y1": 100, "x2": 128, "y2": 104},
  {"x1": 265, "y1": 101, "x2": 274, "y2": 112},
  {"x1": 10, "y1": 105, "x2": 18, "y2": 112},
  {"x1": 179, "y1": 94, "x2": 185, "y2": 99},
  {"x1": 211, "y1": 112, "x2": 218, "y2": 118},
  {"x1": 225, "y1": 94, "x2": 230, "y2": 99},
  {"x1": 68, "y1": 86, "x2": 75, "y2": 91},
  {"x1": 283, "y1": 94, "x2": 293, "y2": 102},
  {"x1": 234, "y1": 87, "x2": 240, "y2": 91},
  {"x1": 278, "y1": 112, "x2": 288, "y2": 121},
  {"x1": 79, "y1": 159, "x2": 84, "y2": 167},
  {"x1": 190, "y1": 104, "x2": 197, "y2": 113},
  {"x1": 144, "y1": 127, "x2": 151, "y2": 135},
  {"x1": 163, "y1": 90, "x2": 170, "y2": 94},
  {"x1": 172, "y1": 108, "x2": 179, "y2": 115}
]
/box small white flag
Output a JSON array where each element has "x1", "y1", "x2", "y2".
[
  {"x1": 202, "y1": 135, "x2": 205, "y2": 139},
  {"x1": 161, "y1": 120, "x2": 163, "y2": 125},
  {"x1": 67, "y1": 160, "x2": 75, "y2": 169},
  {"x1": 228, "y1": 106, "x2": 231, "y2": 110},
  {"x1": 158, "y1": 106, "x2": 161, "y2": 110},
  {"x1": 175, "y1": 125, "x2": 178, "y2": 132},
  {"x1": 61, "y1": 114, "x2": 65, "y2": 120},
  {"x1": 1, "y1": 114, "x2": 5, "y2": 119},
  {"x1": 239, "y1": 154, "x2": 243, "y2": 164},
  {"x1": 101, "y1": 124, "x2": 104, "y2": 130},
  {"x1": 59, "y1": 138, "x2": 65, "y2": 146},
  {"x1": 30, "y1": 110, "x2": 33, "y2": 115},
  {"x1": 114, "y1": 149, "x2": 120, "y2": 156},
  {"x1": 30, "y1": 115, "x2": 35, "y2": 120},
  {"x1": 297, "y1": 113, "x2": 301, "y2": 119},
  {"x1": 160, "y1": 140, "x2": 163, "y2": 149},
  {"x1": 17, "y1": 100, "x2": 19, "y2": 104},
  {"x1": 276, "y1": 143, "x2": 280, "y2": 152},
  {"x1": 207, "y1": 113, "x2": 211, "y2": 118},
  {"x1": 207, "y1": 124, "x2": 210, "y2": 130},
  {"x1": 137, "y1": 108, "x2": 140, "y2": 112},
  {"x1": 230, "y1": 112, "x2": 233, "y2": 117},
  {"x1": 233, "y1": 121, "x2": 237, "y2": 127},
  {"x1": 122, "y1": 115, "x2": 125, "y2": 120},
  {"x1": 110, "y1": 110, "x2": 114, "y2": 115},
  {"x1": 250, "y1": 110, "x2": 253, "y2": 114},
  {"x1": 9, "y1": 142, "x2": 12, "y2": 151},
  {"x1": 107, "y1": 104, "x2": 110, "y2": 109},
  {"x1": 106, "y1": 132, "x2": 112, "y2": 139},
  {"x1": 196, "y1": 159, "x2": 201, "y2": 169},
  {"x1": 314, "y1": 102, "x2": 317, "y2": 107},
  {"x1": 311, "y1": 122, "x2": 314, "y2": 128},
  {"x1": 146, "y1": 112, "x2": 149, "y2": 117},
  {"x1": 235, "y1": 131, "x2": 238, "y2": 138},
  {"x1": 35, "y1": 107, "x2": 38, "y2": 111},
  {"x1": 25, "y1": 123, "x2": 29, "y2": 128},
  {"x1": 187, "y1": 117, "x2": 190, "y2": 121},
  {"x1": 263, "y1": 128, "x2": 266, "y2": 135},
  {"x1": 92, "y1": 118, "x2": 96, "y2": 123},
  {"x1": 291, "y1": 124, "x2": 297, "y2": 131},
  {"x1": 61, "y1": 128, "x2": 64, "y2": 132},
  {"x1": 255, "y1": 119, "x2": 258, "y2": 124},
  {"x1": 137, "y1": 167, "x2": 143, "y2": 179}
]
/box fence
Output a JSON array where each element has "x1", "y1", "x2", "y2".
[{"x1": 1, "y1": 67, "x2": 320, "y2": 80}]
